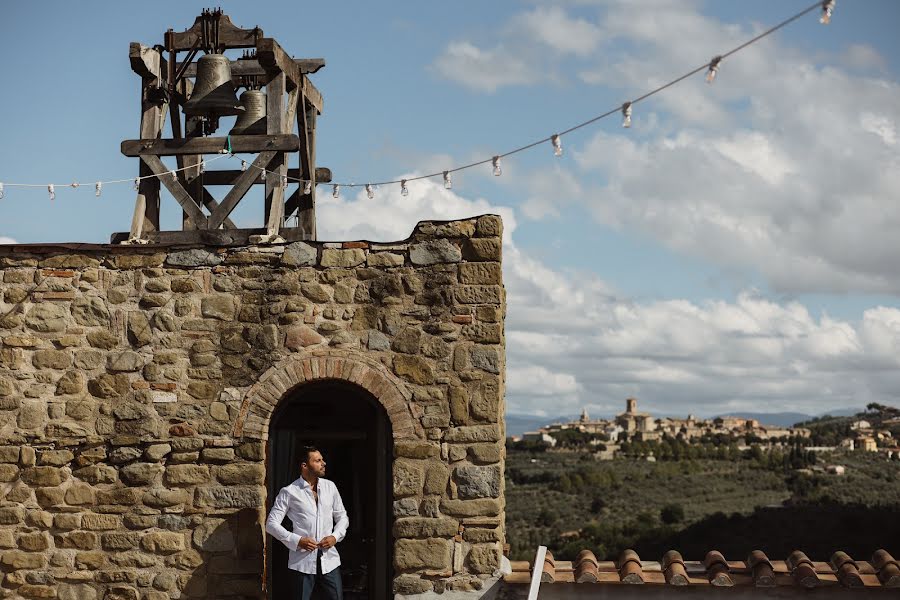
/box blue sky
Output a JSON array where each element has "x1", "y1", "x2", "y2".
[{"x1": 2, "y1": 1, "x2": 899, "y2": 418}]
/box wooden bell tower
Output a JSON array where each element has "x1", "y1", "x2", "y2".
[{"x1": 114, "y1": 9, "x2": 329, "y2": 245}]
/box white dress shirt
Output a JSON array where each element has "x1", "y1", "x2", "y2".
[{"x1": 265, "y1": 476, "x2": 349, "y2": 575}]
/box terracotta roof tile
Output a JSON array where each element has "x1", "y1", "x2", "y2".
[
  {"x1": 872, "y1": 549, "x2": 900, "y2": 587},
  {"x1": 504, "y1": 548, "x2": 898, "y2": 591},
  {"x1": 617, "y1": 549, "x2": 644, "y2": 584}
]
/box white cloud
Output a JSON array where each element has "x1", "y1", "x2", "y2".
[
  {"x1": 315, "y1": 175, "x2": 900, "y2": 417},
  {"x1": 430, "y1": 42, "x2": 537, "y2": 93},
  {"x1": 0, "y1": 236, "x2": 17, "y2": 245},
  {"x1": 510, "y1": 6, "x2": 602, "y2": 57},
  {"x1": 839, "y1": 43, "x2": 887, "y2": 72}
]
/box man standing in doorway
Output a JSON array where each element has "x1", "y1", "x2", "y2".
[{"x1": 266, "y1": 446, "x2": 349, "y2": 600}]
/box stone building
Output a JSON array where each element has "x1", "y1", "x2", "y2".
[{"x1": 0, "y1": 215, "x2": 506, "y2": 599}]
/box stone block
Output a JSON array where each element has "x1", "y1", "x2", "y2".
[
  {"x1": 459, "y1": 262, "x2": 502, "y2": 285},
  {"x1": 25, "y1": 303, "x2": 69, "y2": 332},
  {"x1": 281, "y1": 242, "x2": 317, "y2": 266},
  {"x1": 201, "y1": 295, "x2": 236, "y2": 320},
  {"x1": 393, "y1": 459, "x2": 424, "y2": 498},
  {"x1": 120, "y1": 463, "x2": 163, "y2": 486},
  {"x1": 393, "y1": 575, "x2": 433, "y2": 595},
  {"x1": 470, "y1": 346, "x2": 501, "y2": 374},
  {"x1": 192, "y1": 519, "x2": 234, "y2": 552},
  {"x1": 18, "y1": 584, "x2": 57, "y2": 598},
  {"x1": 33, "y1": 349, "x2": 72, "y2": 370},
  {"x1": 393, "y1": 517, "x2": 459, "y2": 539},
  {"x1": 444, "y1": 425, "x2": 501, "y2": 443},
  {"x1": 463, "y1": 527, "x2": 501, "y2": 543},
  {"x1": 409, "y1": 239, "x2": 462, "y2": 265},
  {"x1": 104, "y1": 586, "x2": 138, "y2": 600},
  {"x1": 439, "y1": 498, "x2": 501, "y2": 517},
  {"x1": 454, "y1": 465, "x2": 501, "y2": 499},
  {"x1": 284, "y1": 325, "x2": 324, "y2": 349},
  {"x1": 0, "y1": 446, "x2": 19, "y2": 463},
  {"x1": 367, "y1": 252, "x2": 404, "y2": 267},
  {"x1": 126, "y1": 312, "x2": 151, "y2": 347},
  {"x1": 320, "y1": 248, "x2": 366, "y2": 268},
  {"x1": 424, "y1": 463, "x2": 450, "y2": 495},
  {"x1": 56, "y1": 371, "x2": 85, "y2": 395},
  {"x1": 394, "y1": 442, "x2": 440, "y2": 460},
  {"x1": 393, "y1": 355, "x2": 435, "y2": 385},
  {"x1": 65, "y1": 483, "x2": 96, "y2": 505},
  {"x1": 394, "y1": 539, "x2": 451, "y2": 570},
  {"x1": 140, "y1": 532, "x2": 185, "y2": 554},
  {"x1": 463, "y1": 237, "x2": 501, "y2": 261},
  {"x1": 393, "y1": 498, "x2": 419, "y2": 517},
  {"x1": 0, "y1": 464, "x2": 19, "y2": 481},
  {"x1": 466, "y1": 544, "x2": 500, "y2": 574},
  {"x1": 71, "y1": 297, "x2": 110, "y2": 326},
  {"x1": 58, "y1": 583, "x2": 98, "y2": 600},
  {"x1": 193, "y1": 486, "x2": 261, "y2": 509},
  {"x1": 54, "y1": 513, "x2": 82, "y2": 530},
  {"x1": 143, "y1": 444, "x2": 171, "y2": 462},
  {"x1": 468, "y1": 443, "x2": 502, "y2": 464},
  {"x1": 214, "y1": 463, "x2": 265, "y2": 485},
  {"x1": 166, "y1": 249, "x2": 223, "y2": 267},
  {"x1": 17, "y1": 532, "x2": 50, "y2": 552},
  {"x1": 55, "y1": 531, "x2": 98, "y2": 550},
  {"x1": 88, "y1": 374, "x2": 130, "y2": 399},
  {"x1": 21, "y1": 466, "x2": 65, "y2": 486},
  {"x1": 475, "y1": 215, "x2": 502, "y2": 237},
  {"x1": 81, "y1": 514, "x2": 120, "y2": 531},
  {"x1": 164, "y1": 464, "x2": 210, "y2": 486},
  {"x1": 141, "y1": 487, "x2": 190, "y2": 508}
]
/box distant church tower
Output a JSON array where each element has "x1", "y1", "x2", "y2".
[
  {"x1": 580, "y1": 407, "x2": 589, "y2": 423},
  {"x1": 626, "y1": 397, "x2": 637, "y2": 414}
]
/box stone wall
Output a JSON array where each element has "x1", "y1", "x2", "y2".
[{"x1": 0, "y1": 215, "x2": 506, "y2": 599}]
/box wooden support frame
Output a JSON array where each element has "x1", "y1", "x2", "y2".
[{"x1": 118, "y1": 12, "x2": 325, "y2": 244}]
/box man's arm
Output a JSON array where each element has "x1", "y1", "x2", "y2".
[
  {"x1": 265, "y1": 488, "x2": 303, "y2": 551},
  {"x1": 329, "y1": 484, "x2": 349, "y2": 542}
]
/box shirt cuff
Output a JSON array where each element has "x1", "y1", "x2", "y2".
[{"x1": 287, "y1": 532, "x2": 302, "y2": 550}]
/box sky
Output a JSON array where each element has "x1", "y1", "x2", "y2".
[{"x1": 2, "y1": 1, "x2": 899, "y2": 419}]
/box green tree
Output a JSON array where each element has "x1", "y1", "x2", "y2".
[{"x1": 660, "y1": 503, "x2": 685, "y2": 524}]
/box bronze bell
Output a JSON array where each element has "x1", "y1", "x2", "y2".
[
  {"x1": 229, "y1": 90, "x2": 267, "y2": 135},
  {"x1": 183, "y1": 54, "x2": 244, "y2": 117}
]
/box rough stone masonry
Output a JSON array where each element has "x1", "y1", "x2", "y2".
[{"x1": 0, "y1": 215, "x2": 506, "y2": 599}]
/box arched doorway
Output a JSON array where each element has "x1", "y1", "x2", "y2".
[{"x1": 266, "y1": 380, "x2": 392, "y2": 599}]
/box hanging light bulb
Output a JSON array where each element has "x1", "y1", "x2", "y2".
[
  {"x1": 443, "y1": 171, "x2": 452, "y2": 189},
  {"x1": 169, "y1": 170, "x2": 177, "y2": 182},
  {"x1": 48, "y1": 184, "x2": 55, "y2": 201},
  {"x1": 241, "y1": 160, "x2": 248, "y2": 172},
  {"x1": 303, "y1": 180, "x2": 312, "y2": 195},
  {"x1": 621, "y1": 102, "x2": 633, "y2": 128},
  {"x1": 281, "y1": 175, "x2": 288, "y2": 189},
  {"x1": 400, "y1": 179, "x2": 409, "y2": 197},
  {"x1": 259, "y1": 168, "x2": 266, "y2": 182},
  {"x1": 366, "y1": 184, "x2": 374, "y2": 199},
  {"x1": 551, "y1": 134, "x2": 563, "y2": 157},
  {"x1": 95, "y1": 182, "x2": 102, "y2": 197},
  {"x1": 492, "y1": 156, "x2": 502, "y2": 177},
  {"x1": 199, "y1": 161, "x2": 206, "y2": 174},
  {"x1": 133, "y1": 178, "x2": 140, "y2": 191},
  {"x1": 70, "y1": 182, "x2": 79, "y2": 189},
  {"x1": 706, "y1": 56, "x2": 722, "y2": 83},
  {"x1": 332, "y1": 184, "x2": 340, "y2": 198},
  {"x1": 820, "y1": 0, "x2": 835, "y2": 24},
  {"x1": 0, "y1": 183, "x2": 5, "y2": 199}
]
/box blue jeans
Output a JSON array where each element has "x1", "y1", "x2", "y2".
[{"x1": 296, "y1": 552, "x2": 343, "y2": 600}]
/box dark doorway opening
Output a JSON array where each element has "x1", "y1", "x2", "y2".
[{"x1": 267, "y1": 380, "x2": 392, "y2": 599}]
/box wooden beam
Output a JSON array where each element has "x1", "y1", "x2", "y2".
[
  {"x1": 129, "y1": 44, "x2": 168, "y2": 240},
  {"x1": 297, "y1": 101, "x2": 317, "y2": 239},
  {"x1": 199, "y1": 167, "x2": 331, "y2": 186},
  {"x1": 170, "y1": 14, "x2": 261, "y2": 51},
  {"x1": 110, "y1": 226, "x2": 313, "y2": 246},
  {"x1": 264, "y1": 72, "x2": 287, "y2": 235},
  {"x1": 121, "y1": 134, "x2": 300, "y2": 156},
  {"x1": 256, "y1": 38, "x2": 300, "y2": 90},
  {"x1": 197, "y1": 187, "x2": 237, "y2": 229},
  {"x1": 207, "y1": 151, "x2": 276, "y2": 230},
  {"x1": 179, "y1": 57, "x2": 325, "y2": 78},
  {"x1": 129, "y1": 43, "x2": 169, "y2": 79},
  {"x1": 140, "y1": 155, "x2": 208, "y2": 228}
]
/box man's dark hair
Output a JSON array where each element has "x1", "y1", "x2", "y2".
[{"x1": 298, "y1": 445, "x2": 319, "y2": 466}]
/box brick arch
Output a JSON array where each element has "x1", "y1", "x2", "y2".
[{"x1": 232, "y1": 349, "x2": 421, "y2": 441}]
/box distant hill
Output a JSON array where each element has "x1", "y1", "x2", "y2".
[{"x1": 505, "y1": 413, "x2": 576, "y2": 437}]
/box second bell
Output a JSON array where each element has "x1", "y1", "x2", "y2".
[{"x1": 230, "y1": 90, "x2": 267, "y2": 135}]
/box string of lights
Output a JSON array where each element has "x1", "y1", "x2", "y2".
[{"x1": 0, "y1": 0, "x2": 835, "y2": 204}]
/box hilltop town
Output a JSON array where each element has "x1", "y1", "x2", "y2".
[{"x1": 513, "y1": 398, "x2": 899, "y2": 460}]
